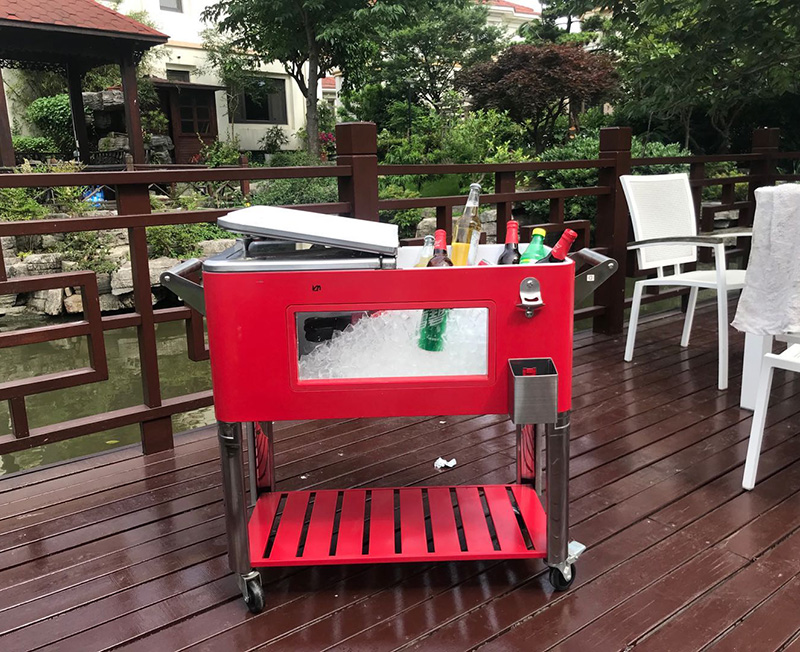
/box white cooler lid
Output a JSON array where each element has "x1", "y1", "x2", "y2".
[{"x1": 218, "y1": 205, "x2": 399, "y2": 256}]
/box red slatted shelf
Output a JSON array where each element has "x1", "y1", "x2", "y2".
[{"x1": 248, "y1": 485, "x2": 547, "y2": 566}]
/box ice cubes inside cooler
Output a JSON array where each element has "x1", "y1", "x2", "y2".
[{"x1": 296, "y1": 307, "x2": 489, "y2": 380}]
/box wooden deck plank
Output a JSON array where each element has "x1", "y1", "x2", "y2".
[
  {"x1": 634, "y1": 527, "x2": 800, "y2": 651},
  {"x1": 2, "y1": 304, "x2": 800, "y2": 652},
  {"x1": 706, "y1": 575, "x2": 800, "y2": 652}
]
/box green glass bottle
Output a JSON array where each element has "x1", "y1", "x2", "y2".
[
  {"x1": 418, "y1": 229, "x2": 452, "y2": 352},
  {"x1": 519, "y1": 227, "x2": 547, "y2": 264}
]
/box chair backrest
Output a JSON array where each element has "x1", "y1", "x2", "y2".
[{"x1": 620, "y1": 173, "x2": 698, "y2": 272}]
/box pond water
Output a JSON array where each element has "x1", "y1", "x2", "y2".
[{"x1": 0, "y1": 317, "x2": 215, "y2": 476}]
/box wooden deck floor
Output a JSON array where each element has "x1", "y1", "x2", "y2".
[{"x1": 2, "y1": 303, "x2": 800, "y2": 652}]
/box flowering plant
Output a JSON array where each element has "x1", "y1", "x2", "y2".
[{"x1": 318, "y1": 131, "x2": 337, "y2": 159}]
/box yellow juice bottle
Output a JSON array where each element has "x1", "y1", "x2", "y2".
[{"x1": 450, "y1": 183, "x2": 482, "y2": 266}]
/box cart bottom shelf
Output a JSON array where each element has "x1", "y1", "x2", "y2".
[{"x1": 248, "y1": 484, "x2": 547, "y2": 567}]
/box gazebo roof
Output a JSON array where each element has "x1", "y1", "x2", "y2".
[{"x1": 0, "y1": 0, "x2": 168, "y2": 70}]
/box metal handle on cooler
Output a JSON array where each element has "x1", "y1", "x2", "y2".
[
  {"x1": 570, "y1": 248, "x2": 618, "y2": 305},
  {"x1": 160, "y1": 258, "x2": 206, "y2": 315}
]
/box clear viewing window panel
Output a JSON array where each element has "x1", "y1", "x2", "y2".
[
  {"x1": 296, "y1": 308, "x2": 489, "y2": 380},
  {"x1": 160, "y1": 0, "x2": 182, "y2": 11}
]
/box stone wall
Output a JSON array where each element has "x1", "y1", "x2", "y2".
[{"x1": 1, "y1": 231, "x2": 235, "y2": 318}]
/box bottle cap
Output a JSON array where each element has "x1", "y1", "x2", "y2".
[
  {"x1": 532, "y1": 227, "x2": 546, "y2": 237},
  {"x1": 423, "y1": 234, "x2": 434, "y2": 244},
  {"x1": 469, "y1": 183, "x2": 482, "y2": 192},
  {"x1": 433, "y1": 229, "x2": 448, "y2": 250}
]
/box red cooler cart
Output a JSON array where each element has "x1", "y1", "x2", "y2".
[{"x1": 161, "y1": 206, "x2": 617, "y2": 613}]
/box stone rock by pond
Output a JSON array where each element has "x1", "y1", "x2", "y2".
[
  {"x1": 111, "y1": 257, "x2": 179, "y2": 295},
  {"x1": 63, "y1": 293, "x2": 84, "y2": 314},
  {"x1": 415, "y1": 217, "x2": 437, "y2": 238},
  {"x1": 20, "y1": 253, "x2": 64, "y2": 275},
  {"x1": 28, "y1": 289, "x2": 64, "y2": 316},
  {"x1": 197, "y1": 239, "x2": 236, "y2": 257}
]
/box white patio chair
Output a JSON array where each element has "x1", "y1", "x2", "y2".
[
  {"x1": 742, "y1": 336, "x2": 800, "y2": 490},
  {"x1": 620, "y1": 173, "x2": 751, "y2": 391}
]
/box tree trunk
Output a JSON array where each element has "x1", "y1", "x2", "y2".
[
  {"x1": 306, "y1": 45, "x2": 321, "y2": 160},
  {"x1": 682, "y1": 107, "x2": 693, "y2": 151}
]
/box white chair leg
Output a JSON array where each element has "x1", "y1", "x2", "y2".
[
  {"x1": 742, "y1": 360, "x2": 775, "y2": 490},
  {"x1": 716, "y1": 286, "x2": 729, "y2": 390},
  {"x1": 625, "y1": 282, "x2": 645, "y2": 362},
  {"x1": 680, "y1": 286, "x2": 699, "y2": 347}
]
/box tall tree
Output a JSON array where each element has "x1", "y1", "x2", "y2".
[
  {"x1": 602, "y1": 0, "x2": 800, "y2": 152},
  {"x1": 375, "y1": 0, "x2": 503, "y2": 112},
  {"x1": 203, "y1": 0, "x2": 414, "y2": 158},
  {"x1": 520, "y1": 0, "x2": 603, "y2": 44},
  {"x1": 459, "y1": 44, "x2": 618, "y2": 152}
]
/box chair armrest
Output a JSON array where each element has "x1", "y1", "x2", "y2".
[
  {"x1": 627, "y1": 235, "x2": 727, "y2": 250},
  {"x1": 710, "y1": 228, "x2": 753, "y2": 239}
]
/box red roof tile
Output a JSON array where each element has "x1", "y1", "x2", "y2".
[
  {"x1": 485, "y1": 0, "x2": 538, "y2": 16},
  {"x1": 0, "y1": 0, "x2": 168, "y2": 40},
  {"x1": 321, "y1": 77, "x2": 336, "y2": 90}
]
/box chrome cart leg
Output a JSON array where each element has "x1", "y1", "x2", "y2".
[
  {"x1": 516, "y1": 424, "x2": 536, "y2": 485},
  {"x1": 256, "y1": 421, "x2": 276, "y2": 493},
  {"x1": 534, "y1": 423, "x2": 546, "y2": 499},
  {"x1": 546, "y1": 411, "x2": 584, "y2": 590},
  {"x1": 245, "y1": 422, "x2": 258, "y2": 508},
  {"x1": 218, "y1": 421, "x2": 264, "y2": 613}
]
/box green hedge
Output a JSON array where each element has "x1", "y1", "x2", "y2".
[{"x1": 525, "y1": 131, "x2": 691, "y2": 228}]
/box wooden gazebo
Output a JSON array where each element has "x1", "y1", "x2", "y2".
[{"x1": 0, "y1": 0, "x2": 168, "y2": 166}]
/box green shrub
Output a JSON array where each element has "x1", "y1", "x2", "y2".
[
  {"x1": 146, "y1": 222, "x2": 233, "y2": 258},
  {"x1": 268, "y1": 150, "x2": 317, "y2": 167},
  {"x1": 25, "y1": 95, "x2": 76, "y2": 153},
  {"x1": 524, "y1": 131, "x2": 691, "y2": 228},
  {"x1": 12, "y1": 135, "x2": 58, "y2": 156},
  {"x1": 702, "y1": 161, "x2": 748, "y2": 202},
  {"x1": 0, "y1": 187, "x2": 46, "y2": 221},
  {"x1": 142, "y1": 110, "x2": 169, "y2": 136},
  {"x1": 250, "y1": 177, "x2": 338, "y2": 206},
  {"x1": 378, "y1": 184, "x2": 423, "y2": 238},
  {"x1": 198, "y1": 138, "x2": 241, "y2": 167},
  {"x1": 259, "y1": 126, "x2": 289, "y2": 155},
  {"x1": 30, "y1": 160, "x2": 88, "y2": 215},
  {"x1": 55, "y1": 231, "x2": 119, "y2": 274}
]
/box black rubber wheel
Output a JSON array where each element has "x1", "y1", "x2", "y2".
[
  {"x1": 548, "y1": 565, "x2": 576, "y2": 591},
  {"x1": 244, "y1": 577, "x2": 265, "y2": 614}
]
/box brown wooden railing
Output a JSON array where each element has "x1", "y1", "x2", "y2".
[{"x1": 0, "y1": 123, "x2": 794, "y2": 457}]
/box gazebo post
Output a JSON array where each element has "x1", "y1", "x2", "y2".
[
  {"x1": 120, "y1": 53, "x2": 146, "y2": 164},
  {"x1": 66, "y1": 62, "x2": 91, "y2": 164},
  {"x1": 0, "y1": 69, "x2": 15, "y2": 167}
]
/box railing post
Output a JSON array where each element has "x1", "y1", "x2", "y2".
[
  {"x1": 117, "y1": 183, "x2": 173, "y2": 454},
  {"x1": 495, "y1": 170, "x2": 515, "y2": 243},
  {"x1": 335, "y1": 122, "x2": 379, "y2": 220},
  {"x1": 239, "y1": 154, "x2": 251, "y2": 199},
  {"x1": 595, "y1": 127, "x2": 632, "y2": 335},
  {"x1": 0, "y1": 69, "x2": 17, "y2": 168},
  {"x1": 748, "y1": 128, "x2": 780, "y2": 213}
]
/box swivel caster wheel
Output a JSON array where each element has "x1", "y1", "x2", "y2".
[
  {"x1": 243, "y1": 576, "x2": 265, "y2": 614},
  {"x1": 548, "y1": 565, "x2": 576, "y2": 591}
]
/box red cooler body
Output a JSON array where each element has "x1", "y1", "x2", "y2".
[{"x1": 160, "y1": 206, "x2": 617, "y2": 612}]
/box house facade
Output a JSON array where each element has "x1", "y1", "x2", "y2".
[{"x1": 1, "y1": 0, "x2": 539, "y2": 163}]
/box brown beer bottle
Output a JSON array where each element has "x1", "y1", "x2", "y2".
[
  {"x1": 497, "y1": 220, "x2": 521, "y2": 265},
  {"x1": 428, "y1": 229, "x2": 453, "y2": 267}
]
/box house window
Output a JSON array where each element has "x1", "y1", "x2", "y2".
[
  {"x1": 166, "y1": 69, "x2": 191, "y2": 82},
  {"x1": 234, "y1": 78, "x2": 288, "y2": 124},
  {"x1": 160, "y1": 0, "x2": 182, "y2": 12},
  {"x1": 178, "y1": 91, "x2": 213, "y2": 135}
]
